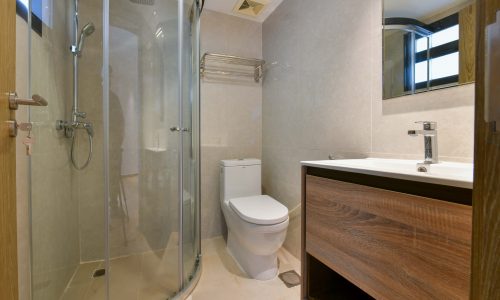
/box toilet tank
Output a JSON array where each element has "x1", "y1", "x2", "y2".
[{"x1": 220, "y1": 159, "x2": 261, "y2": 202}]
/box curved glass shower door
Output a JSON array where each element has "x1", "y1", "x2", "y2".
[
  {"x1": 25, "y1": 0, "x2": 201, "y2": 299},
  {"x1": 106, "y1": 0, "x2": 181, "y2": 298},
  {"x1": 106, "y1": 0, "x2": 201, "y2": 298}
]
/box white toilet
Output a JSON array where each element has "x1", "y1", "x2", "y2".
[{"x1": 220, "y1": 159, "x2": 289, "y2": 281}]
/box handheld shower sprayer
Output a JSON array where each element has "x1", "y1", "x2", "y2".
[{"x1": 76, "y1": 22, "x2": 95, "y2": 56}]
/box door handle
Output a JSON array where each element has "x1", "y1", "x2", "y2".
[
  {"x1": 485, "y1": 11, "x2": 500, "y2": 132},
  {"x1": 8, "y1": 92, "x2": 48, "y2": 110}
]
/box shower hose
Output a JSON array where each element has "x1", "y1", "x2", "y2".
[{"x1": 70, "y1": 128, "x2": 93, "y2": 170}]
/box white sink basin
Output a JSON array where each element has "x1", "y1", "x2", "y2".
[{"x1": 301, "y1": 158, "x2": 473, "y2": 189}]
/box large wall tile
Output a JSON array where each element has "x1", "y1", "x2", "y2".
[{"x1": 200, "y1": 10, "x2": 263, "y2": 239}]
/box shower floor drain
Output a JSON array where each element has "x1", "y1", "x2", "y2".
[
  {"x1": 92, "y1": 268, "x2": 106, "y2": 278},
  {"x1": 278, "y1": 270, "x2": 301, "y2": 288}
]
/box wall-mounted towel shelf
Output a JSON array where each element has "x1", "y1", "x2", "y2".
[{"x1": 201, "y1": 53, "x2": 265, "y2": 83}]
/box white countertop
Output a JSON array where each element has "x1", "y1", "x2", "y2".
[{"x1": 301, "y1": 158, "x2": 473, "y2": 189}]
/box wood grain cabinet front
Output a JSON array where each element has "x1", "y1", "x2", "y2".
[{"x1": 304, "y1": 174, "x2": 472, "y2": 300}]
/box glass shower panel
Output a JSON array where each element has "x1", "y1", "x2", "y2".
[
  {"x1": 72, "y1": 1, "x2": 107, "y2": 299},
  {"x1": 25, "y1": 0, "x2": 201, "y2": 298},
  {"x1": 26, "y1": 0, "x2": 106, "y2": 298},
  {"x1": 107, "y1": 0, "x2": 180, "y2": 298},
  {"x1": 181, "y1": 0, "x2": 201, "y2": 284}
]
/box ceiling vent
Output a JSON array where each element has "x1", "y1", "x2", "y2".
[{"x1": 233, "y1": 0, "x2": 268, "y2": 17}]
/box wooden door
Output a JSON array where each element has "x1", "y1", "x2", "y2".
[
  {"x1": 0, "y1": 0, "x2": 18, "y2": 299},
  {"x1": 472, "y1": 0, "x2": 500, "y2": 299}
]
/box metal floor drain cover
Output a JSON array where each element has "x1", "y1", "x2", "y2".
[
  {"x1": 278, "y1": 270, "x2": 301, "y2": 288},
  {"x1": 92, "y1": 268, "x2": 105, "y2": 278}
]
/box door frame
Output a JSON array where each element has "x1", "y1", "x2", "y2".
[
  {"x1": 471, "y1": 0, "x2": 500, "y2": 299},
  {"x1": 0, "y1": 0, "x2": 19, "y2": 299}
]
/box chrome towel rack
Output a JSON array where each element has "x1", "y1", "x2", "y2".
[{"x1": 201, "y1": 52, "x2": 265, "y2": 83}]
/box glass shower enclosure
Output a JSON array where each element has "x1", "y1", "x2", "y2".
[{"x1": 18, "y1": 0, "x2": 201, "y2": 299}]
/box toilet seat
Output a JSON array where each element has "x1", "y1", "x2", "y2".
[{"x1": 229, "y1": 195, "x2": 288, "y2": 225}]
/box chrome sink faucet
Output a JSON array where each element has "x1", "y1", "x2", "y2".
[{"x1": 408, "y1": 121, "x2": 438, "y2": 164}]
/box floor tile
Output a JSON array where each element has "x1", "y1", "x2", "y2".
[
  {"x1": 192, "y1": 237, "x2": 301, "y2": 300},
  {"x1": 60, "y1": 285, "x2": 90, "y2": 300},
  {"x1": 60, "y1": 236, "x2": 300, "y2": 300},
  {"x1": 69, "y1": 261, "x2": 102, "y2": 288}
]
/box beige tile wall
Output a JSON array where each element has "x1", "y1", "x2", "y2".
[
  {"x1": 262, "y1": 0, "x2": 475, "y2": 258},
  {"x1": 76, "y1": 0, "x2": 106, "y2": 262},
  {"x1": 262, "y1": 0, "x2": 374, "y2": 258},
  {"x1": 15, "y1": 1, "x2": 81, "y2": 298},
  {"x1": 200, "y1": 10, "x2": 263, "y2": 239}
]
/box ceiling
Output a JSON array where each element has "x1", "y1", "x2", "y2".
[
  {"x1": 204, "y1": 0, "x2": 284, "y2": 23},
  {"x1": 384, "y1": 0, "x2": 472, "y2": 20}
]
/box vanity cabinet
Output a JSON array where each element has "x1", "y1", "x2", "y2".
[{"x1": 301, "y1": 166, "x2": 472, "y2": 300}]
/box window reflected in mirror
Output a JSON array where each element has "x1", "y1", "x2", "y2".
[{"x1": 383, "y1": 0, "x2": 476, "y2": 100}]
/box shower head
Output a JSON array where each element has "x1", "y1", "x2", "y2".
[
  {"x1": 76, "y1": 22, "x2": 95, "y2": 55},
  {"x1": 82, "y1": 22, "x2": 96, "y2": 36}
]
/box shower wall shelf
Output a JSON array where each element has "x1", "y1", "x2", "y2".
[{"x1": 201, "y1": 52, "x2": 265, "y2": 83}]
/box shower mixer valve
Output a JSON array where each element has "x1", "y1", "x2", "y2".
[
  {"x1": 74, "y1": 111, "x2": 87, "y2": 119},
  {"x1": 56, "y1": 119, "x2": 94, "y2": 138}
]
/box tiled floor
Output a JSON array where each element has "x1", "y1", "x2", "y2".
[
  {"x1": 61, "y1": 248, "x2": 180, "y2": 300},
  {"x1": 192, "y1": 237, "x2": 301, "y2": 300},
  {"x1": 61, "y1": 236, "x2": 300, "y2": 300}
]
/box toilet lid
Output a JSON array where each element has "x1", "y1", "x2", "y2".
[{"x1": 229, "y1": 195, "x2": 289, "y2": 225}]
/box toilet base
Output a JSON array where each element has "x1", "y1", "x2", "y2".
[{"x1": 227, "y1": 231, "x2": 279, "y2": 281}]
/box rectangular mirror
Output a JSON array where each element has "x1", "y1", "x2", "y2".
[{"x1": 383, "y1": 0, "x2": 476, "y2": 99}]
